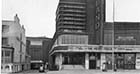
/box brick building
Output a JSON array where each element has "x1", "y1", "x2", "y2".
[{"x1": 26, "y1": 37, "x2": 52, "y2": 69}]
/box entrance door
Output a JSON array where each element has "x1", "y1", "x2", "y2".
[
  {"x1": 63, "y1": 56, "x2": 69, "y2": 64},
  {"x1": 89, "y1": 60, "x2": 96, "y2": 69},
  {"x1": 116, "y1": 59, "x2": 124, "y2": 69}
]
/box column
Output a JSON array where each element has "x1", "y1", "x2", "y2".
[
  {"x1": 59, "y1": 53, "x2": 62, "y2": 70},
  {"x1": 100, "y1": 53, "x2": 106, "y2": 70},
  {"x1": 55, "y1": 53, "x2": 63, "y2": 70},
  {"x1": 85, "y1": 53, "x2": 89, "y2": 69},
  {"x1": 136, "y1": 53, "x2": 140, "y2": 69}
]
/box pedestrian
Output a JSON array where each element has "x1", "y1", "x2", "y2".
[
  {"x1": 39, "y1": 64, "x2": 45, "y2": 72},
  {"x1": 114, "y1": 64, "x2": 117, "y2": 71},
  {"x1": 102, "y1": 62, "x2": 107, "y2": 72}
]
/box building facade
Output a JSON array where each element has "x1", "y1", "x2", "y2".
[
  {"x1": 1, "y1": 14, "x2": 31, "y2": 73},
  {"x1": 26, "y1": 37, "x2": 52, "y2": 69},
  {"x1": 49, "y1": 0, "x2": 140, "y2": 70},
  {"x1": 103, "y1": 22, "x2": 140, "y2": 69}
]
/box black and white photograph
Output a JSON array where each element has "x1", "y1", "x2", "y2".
[{"x1": 1, "y1": 0, "x2": 140, "y2": 74}]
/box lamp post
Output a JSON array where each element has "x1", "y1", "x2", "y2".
[{"x1": 112, "y1": 0, "x2": 115, "y2": 71}]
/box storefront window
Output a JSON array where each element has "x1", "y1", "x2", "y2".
[{"x1": 63, "y1": 53, "x2": 85, "y2": 65}]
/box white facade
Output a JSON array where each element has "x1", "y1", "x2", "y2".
[{"x1": 2, "y1": 14, "x2": 30, "y2": 73}]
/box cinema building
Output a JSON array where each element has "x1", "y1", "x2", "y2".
[{"x1": 49, "y1": 0, "x2": 140, "y2": 70}]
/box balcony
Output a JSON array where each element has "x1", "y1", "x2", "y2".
[
  {"x1": 62, "y1": 14, "x2": 86, "y2": 17},
  {"x1": 60, "y1": 1, "x2": 86, "y2": 5},
  {"x1": 60, "y1": 9, "x2": 86, "y2": 13},
  {"x1": 59, "y1": 5, "x2": 85, "y2": 9},
  {"x1": 57, "y1": 21, "x2": 85, "y2": 26},
  {"x1": 56, "y1": 14, "x2": 86, "y2": 21},
  {"x1": 63, "y1": 17, "x2": 85, "y2": 21},
  {"x1": 58, "y1": 25, "x2": 85, "y2": 30}
]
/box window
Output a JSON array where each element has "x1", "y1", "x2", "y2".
[
  {"x1": 5, "y1": 51, "x2": 10, "y2": 57},
  {"x1": 2, "y1": 51, "x2": 4, "y2": 57},
  {"x1": 2, "y1": 38, "x2": 8, "y2": 45},
  {"x1": 30, "y1": 40, "x2": 42, "y2": 45},
  {"x1": 5, "y1": 65, "x2": 9, "y2": 69},
  {"x1": 2, "y1": 25, "x2": 9, "y2": 33},
  {"x1": 1, "y1": 66, "x2": 3, "y2": 69},
  {"x1": 104, "y1": 30, "x2": 112, "y2": 45},
  {"x1": 60, "y1": 35, "x2": 88, "y2": 44}
]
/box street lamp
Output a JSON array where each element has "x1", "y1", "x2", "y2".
[{"x1": 112, "y1": 0, "x2": 115, "y2": 71}]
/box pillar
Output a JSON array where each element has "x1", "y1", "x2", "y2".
[
  {"x1": 85, "y1": 53, "x2": 89, "y2": 69},
  {"x1": 100, "y1": 53, "x2": 106, "y2": 70},
  {"x1": 59, "y1": 53, "x2": 62, "y2": 70},
  {"x1": 55, "y1": 53, "x2": 62, "y2": 70},
  {"x1": 136, "y1": 53, "x2": 140, "y2": 69}
]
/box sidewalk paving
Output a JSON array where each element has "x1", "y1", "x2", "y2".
[{"x1": 10, "y1": 69, "x2": 140, "y2": 74}]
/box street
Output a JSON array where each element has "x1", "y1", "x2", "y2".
[{"x1": 9, "y1": 69, "x2": 140, "y2": 74}]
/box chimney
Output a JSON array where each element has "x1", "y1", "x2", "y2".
[{"x1": 14, "y1": 14, "x2": 20, "y2": 23}]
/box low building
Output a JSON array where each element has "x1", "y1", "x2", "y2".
[
  {"x1": 1, "y1": 14, "x2": 31, "y2": 73},
  {"x1": 26, "y1": 37, "x2": 52, "y2": 69}
]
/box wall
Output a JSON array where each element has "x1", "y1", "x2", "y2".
[
  {"x1": 2, "y1": 20, "x2": 26, "y2": 63},
  {"x1": 27, "y1": 37, "x2": 52, "y2": 63}
]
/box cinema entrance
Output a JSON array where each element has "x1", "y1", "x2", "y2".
[{"x1": 88, "y1": 53, "x2": 100, "y2": 69}]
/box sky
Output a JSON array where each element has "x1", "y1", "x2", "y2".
[{"x1": 2, "y1": 0, "x2": 140, "y2": 38}]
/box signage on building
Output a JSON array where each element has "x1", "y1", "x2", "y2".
[
  {"x1": 68, "y1": 46, "x2": 139, "y2": 52},
  {"x1": 116, "y1": 36, "x2": 135, "y2": 41},
  {"x1": 68, "y1": 46, "x2": 101, "y2": 51},
  {"x1": 90, "y1": 56, "x2": 95, "y2": 60}
]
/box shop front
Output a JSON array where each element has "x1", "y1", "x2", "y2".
[
  {"x1": 88, "y1": 53, "x2": 100, "y2": 69},
  {"x1": 49, "y1": 45, "x2": 140, "y2": 70},
  {"x1": 105, "y1": 53, "x2": 136, "y2": 70},
  {"x1": 62, "y1": 53, "x2": 85, "y2": 65},
  {"x1": 51, "y1": 52, "x2": 101, "y2": 70},
  {"x1": 52, "y1": 52, "x2": 85, "y2": 70}
]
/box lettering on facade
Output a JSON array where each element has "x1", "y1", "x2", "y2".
[
  {"x1": 116, "y1": 36, "x2": 135, "y2": 41},
  {"x1": 90, "y1": 56, "x2": 95, "y2": 60},
  {"x1": 68, "y1": 46, "x2": 135, "y2": 52}
]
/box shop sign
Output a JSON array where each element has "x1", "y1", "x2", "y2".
[
  {"x1": 68, "y1": 46, "x2": 134, "y2": 52},
  {"x1": 116, "y1": 36, "x2": 134, "y2": 41},
  {"x1": 68, "y1": 46, "x2": 96, "y2": 50},
  {"x1": 90, "y1": 56, "x2": 95, "y2": 60}
]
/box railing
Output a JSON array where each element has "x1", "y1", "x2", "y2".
[
  {"x1": 61, "y1": 10, "x2": 86, "y2": 13},
  {"x1": 58, "y1": 21, "x2": 85, "y2": 25},
  {"x1": 61, "y1": 5, "x2": 85, "y2": 9},
  {"x1": 60, "y1": 1, "x2": 86, "y2": 5}
]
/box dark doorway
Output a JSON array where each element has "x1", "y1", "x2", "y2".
[
  {"x1": 89, "y1": 60, "x2": 96, "y2": 69},
  {"x1": 63, "y1": 56, "x2": 69, "y2": 64},
  {"x1": 22, "y1": 65, "x2": 24, "y2": 70},
  {"x1": 115, "y1": 53, "x2": 124, "y2": 69},
  {"x1": 63, "y1": 53, "x2": 85, "y2": 65},
  {"x1": 116, "y1": 59, "x2": 124, "y2": 69}
]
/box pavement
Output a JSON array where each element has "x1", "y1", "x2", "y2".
[{"x1": 6, "y1": 69, "x2": 140, "y2": 74}]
